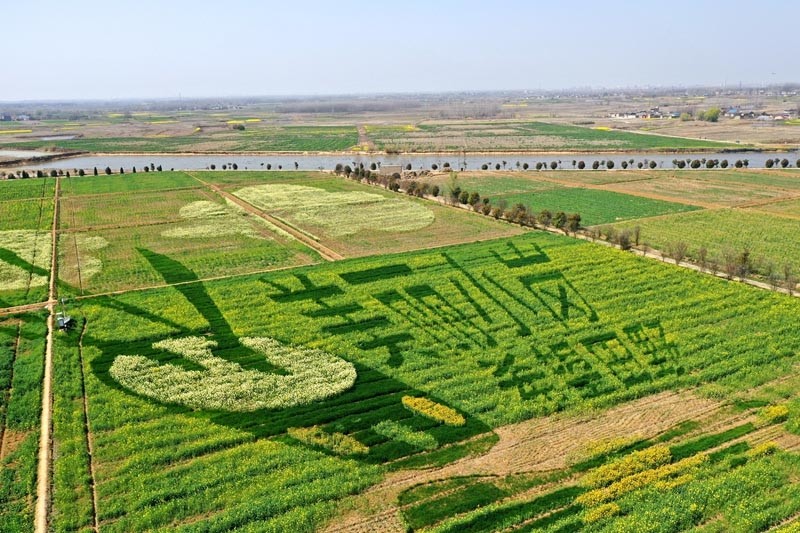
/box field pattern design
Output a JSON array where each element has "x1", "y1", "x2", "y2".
[{"x1": 49, "y1": 232, "x2": 800, "y2": 530}]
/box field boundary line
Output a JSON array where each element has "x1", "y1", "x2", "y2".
[
  {"x1": 34, "y1": 176, "x2": 59, "y2": 533},
  {"x1": 187, "y1": 173, "x2": 344, "y2": 261}
]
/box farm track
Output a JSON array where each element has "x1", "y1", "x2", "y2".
[
  {"x1": 34, "y1": 177, "x2": 59, "y2": 533},
  {"x1": 0, "y1": 322, "x2": 22, "y2": 460},
  {"x1": 188, "y1": 173, "x2": 344, "y2": 261}
]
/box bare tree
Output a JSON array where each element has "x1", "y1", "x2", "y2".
[
  {"x1": 784, "y1": 264, "x2": 796, "y2": 296},
  {"x1": 632, "y1": 226, "x2": 641, "y2": 247},
  {"x1": 697, "y1": 246, "x2": 708, "y2": 272},
  {"x1": 671, "y1": 241, "x2": 688, "y2": 265}
]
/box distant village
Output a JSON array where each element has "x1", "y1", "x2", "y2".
[{"x1": 609, "y1": 106, "x2": 799, "y2": 121}]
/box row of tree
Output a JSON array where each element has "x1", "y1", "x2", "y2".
[{"x1": 592, "y1": 225, "x2": 797, "y2": 294}]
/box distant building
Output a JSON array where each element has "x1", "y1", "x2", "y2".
[
  {"x1": 15, "y1": 114, "x2": 30, "y2": 121},
  {"x1": 0, "y1": 114, "x2": 11, "y2": 121}
]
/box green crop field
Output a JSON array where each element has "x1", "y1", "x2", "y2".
[
  {"x1": 0, "y1": 313, "x2": 47, "y2": 531},
  {"x1": 368, "y1": 121, "x2": 736, "y2": 152},
  {"x1": 4, "y1": 125, "x2": 359, "y2": 153},
  {"x1": 60, "y1": 171, "x2": 201, "y2": 195},
  {"x1": 425, "y1": 171, "x2": 699, "y2": 225},
  {"x1": 44, "y1": 231, "x2": 800, "y2": 531},
  {"x1": 492, "y1": 188, "x2": 699, "y2": 225},
  {"x1": 616, "y1": 209, "x2": 800, "y2": 275}
]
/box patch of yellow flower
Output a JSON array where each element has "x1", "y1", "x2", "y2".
[
  {"x1": 577, "y1": 453, "x2": 708, "y2": 506},
  {"x1": 593, "y1": 126, "x2": 612, "y2": 131},
  {"x1": 0, "y1": 129, "x2": 32, "y2": 134},
  {"x1": 580, "y1": 436, "x2": 640, "y2": 462},
  {"x1": 759, "y1": 404, "x2": 790, "y2": 424},
  {"x1": 583, "y1": 502, "x2": 620, "y2": 524},
  {"x1": 583, "y1": 445, "x2": 672, "y2": 488},
  {"x1": 403, "y1": 124, "x2": 417, "y2": 131},
  {"x1": 288, "y1": 426, "x2": 369, "y2": 455},
  {"x1": 402, "y1": 396, "x2": 465, "y2": 426},
  {"x1": 747, "y1": 441, "x2": 779, "y2": 458}
]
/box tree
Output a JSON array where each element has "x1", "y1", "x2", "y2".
[
  {"x1": 566, "y1": 213, "x2": 581, "y2": 233},
  {"x1": 700, "y1": 107, "x2": 721, "y2": 122},
  {"x1": 796, "y1": 159, "x2": 800, "y2": 168},
  {"x1": 784, "y1": 264, "x2": 796, "y2": 296},
  {"x1": 481, "y1": 164, "x2": 489, "y2": 170},
  {"x1": 720, "y1": 160, "x2": 729, "y2": 168},
  {"x1": 632, "y1": 226, "x2": 641, "y2": 246},
  {"x1": 522, "y1": 162, "x2": 529, "y2": 170},
  {"x1": 210, "y1": 164, "x2": 216, "y2": 170},
  {"x1": 495, "y1": 163, "x2": 501, "y2": 170},
  {"x1": 431, "y1": 163, "x2": 438, "y2": 171},
  {"x1": 765, "y1": 159, "x2": 775, "y2": 169},
  {"x1": 671, "y1": 241, "x2": 688, "y2": 265},
  {"x1": 144, "y1": 166, "x2": 150, "y2": 172},
  {"x1": 535, "y1": 162, "x2": 543, "y2": 171},
  {"x1": 49, "y1": 170, "x2": 58, "y2": 178},
  {"x1": 468, "y1": 191, "x2": 481, "y2": 206},
  {"x1": 294, "y1": 161, "x2": 299, "y2": 170},
  {"x1": 266, "y1": 164, "x2": 272, "y2": 170},
  {"x1": 649, "y1": 160, "x2": 657, "y2": 169},
  {"x1": 458, "y1": 190, "x2": 469, "y2": 204},
  {"x1": 78, "y1": 169, "x2": 85, "y2": 176},
  {"x1": 231, "y1": 163, "x2": 237, "y2": 170},
  {"x1": 781, "y1": 158, "x2": 790, "y2": 168},
  {"x1": 93, "y1": 167, "x2": 98, "y2": 176},
  {"x1": 697, "y1": 246, "x2": 708, "y2": 271},
  {"x1": 691, "y1": 159, "x2": 702, "y2": 169},
  {"x1": 132, "y1": 166, "x2": 137, "y2": 173},
  {"x1": 537, "y1": 209, "x2": 552, "y2": 226},
  {"x1": 405, "y1": 163, "x2": 412, "y2": 171},
  {"x1": 606, "y1": 160, "x2": 615, "y2": 169},
  {"x1": 578, "y1": 161, "x2": 586, "y2": 170},
  {"x1": 104, "y1": 166, "x2": 112, "y2": 175},
  {"x1": 637, "y1": 162, "x2": 644, "y2": 169},
  {"x1": 550, "y1": 161, "x2": 558, "y2": 170},
  {"x1": 736, "y1": 248, "x2": 752, "y2": 278},
  {"x1": 735, "y1": 160, "x2": 743, "y2": 168},
  {"x1": 119, "y1": 167, "x2": 124, "y2": 174},
  {"x1": 592, "y1": 161, "x2": 600, "y2": 170},
  {"x1": 343, "y1": 165, "x2": 352, "y2": 177},
  {"x1": 621, "y1": 161, "x2": 628, "y2": 169},
  {"x1": 765, "y1": 262, "x2": 780, "y2": 291},
  {"x1": 617, "y1": 230, "x2": 632, "y2": 250},
  {"x1": 334, "y1": 163, "x2": 343, "y2": 175},
  {"x1": 553, "y1": 211, "x2": 567, "y2": 229},
  {"x1": 430, "y1": 185, "x2": 440, "y2": 197}
]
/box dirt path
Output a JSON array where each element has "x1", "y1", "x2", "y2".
[
  {"x1": 356, "y1": 125, "x2": 376, "y2": 151},
  {"x1": 189, "y1": 174, "x2": 344, "y2": 261},
  {"x1": 0, "y1": 301, "x2": 54, "y2": 317},
  {"x1": 326, "y1": 390, "x2": 721, "y2": 533},
  {"x1": 35, "y1": 177, "x2": 59, "y2": 533}
]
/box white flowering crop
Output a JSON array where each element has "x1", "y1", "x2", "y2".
[{"x1": 109, "y1": 336, "x2": 356, "y2": 412}]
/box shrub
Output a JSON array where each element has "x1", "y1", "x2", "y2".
[
  {"x1": 583, "y1": 502, "x2": 620, "y2": 524},
  {"x1": 583, "y1": 445, "x2": 672, "y2": 488},
  {"x1": 759, "y1": 404, "x2": 790, "y2": 424}
]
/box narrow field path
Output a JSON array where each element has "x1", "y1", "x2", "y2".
[
  {"x1": 189, "y1": 174, "x2": 344, "y2": 261},
  {"x1": 0, "y1": 301, "x2": 54, "y2": 317},
  {"x1": 34, "y1": 177, "x2": 59, "y2": 533},
  {"x1": 356, "y1": 125, "x2": 376, "y2": 150}
]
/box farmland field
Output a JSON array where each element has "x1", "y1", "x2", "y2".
[
  {"x1": 0, "y1": 313, "x2": 47, "y2": 531},
  {"x1": 201, "y1": 171, "x2": 524, "y2": 257},
  {"x1": 427, "y1": 172, "x2": 699, "y2": 225},
  {"x1": 615, "y1": 209, "x2": 800, "y2": 275},
  {"x1": 368, "y1": 121, "x2": 736, "y2": 152},
  {"x1": 0, "y1": 178, "x2": 54, "y2": 307},
  {"x1": 3, "y1": 125, "x2": 359, "y2": 153},
  {"x1": 46, "y1": 231, "x2": 800, "y2": 531}
]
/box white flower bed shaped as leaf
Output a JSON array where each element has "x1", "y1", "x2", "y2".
[{"x1": 109, "y1": 336, "x2": 357, "y2": 412}]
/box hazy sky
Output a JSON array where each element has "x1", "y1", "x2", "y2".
[{"x1": 4, "y1": 0, "x2": 798, "y2": 101}]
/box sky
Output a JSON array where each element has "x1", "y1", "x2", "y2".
[{"x1": 4, "y1": 0, "x2": 799, "y2": 101}]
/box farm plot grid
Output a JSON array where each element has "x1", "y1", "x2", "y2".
[
  {"x1": 49, "y1": 232, "x2": 800, "y2": 531},
  {"x1": 57, "y1": 174, "x2": 317, "y2": 295},
  {"x1": 197, "y1": 171, "x2": 524, "y2": 257}
]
